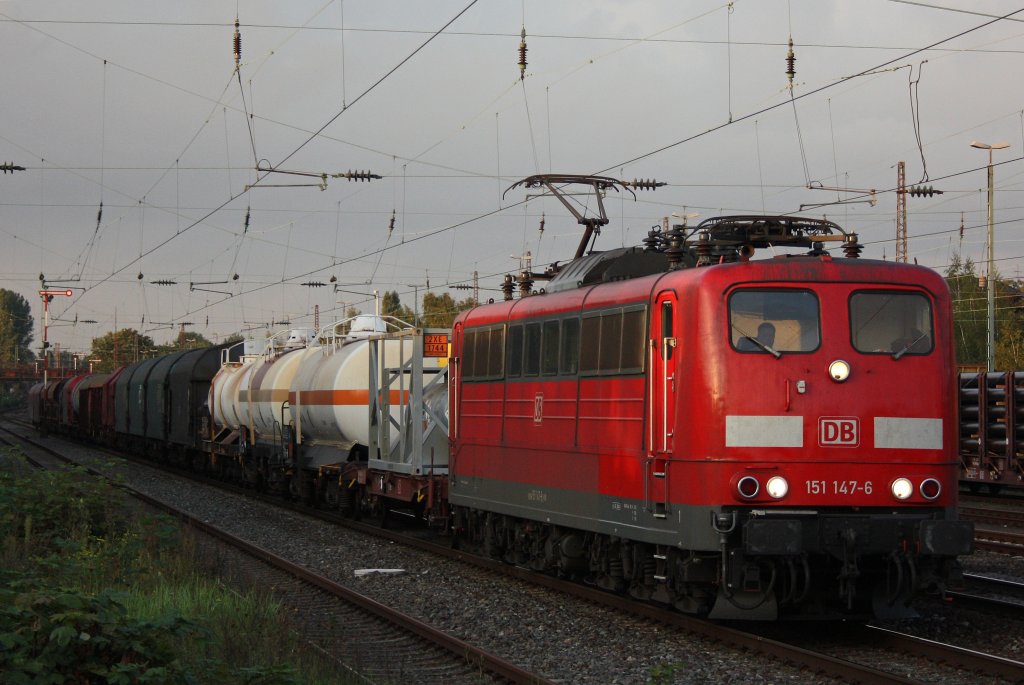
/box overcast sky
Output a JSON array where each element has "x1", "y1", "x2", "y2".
[{"x1": 2, "y1": 0, "x2": 1023, "y2": 356}]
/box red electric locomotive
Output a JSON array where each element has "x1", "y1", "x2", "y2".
[{"x1": 449, "y1": 182, "x2": 971, "y2": 619}]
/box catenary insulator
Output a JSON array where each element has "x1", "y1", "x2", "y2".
[
  {"x1": 517, "y1": 269, "x2": 534, "y2": 298},
  {"x1": 243, "y1": 206, "x2": 251, "y2": 233},
  {"x1": 233, "y1": 18, "x2": 242, "y2": 69},
  {"x1": 519, "y1": 27, "x2": 528, "y2": 80},
  {"x1": 334, "y1": 170, "x2": 382, "y2": 181},
  {"x1": 842, "y1": 233, "x2": 863, "y2": 259},
  {"x1": 538, "y1": 212, "x2": 545, "y2": 234},
  {"x1": 695, "y1": 231, "x2": 713, "y2": 267},
  {"x1": 786, "y1": 36, "x2": 796, "y2": 85},
  {"x1": 96, "y1": 201, "x2": 103, "y2": 227},
  {"x1": 625, "y1": 178, "x2": 665, "y2": 191},
  {"x1": 501, "y1": 273, "x2": 515, "y2": 301},
  {"x1": 301, "y1": 281, "x2": 326, "y2": 287},
  {"x1": 666, "y1": 231, "x2": 687, "y2": 270},
  {"x1": 643, "y1": 226, "x2": 663, "y2": 252}
]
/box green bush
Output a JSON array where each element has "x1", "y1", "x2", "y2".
[
  {"x1": 0, "y1": 450, "x2": 337, "y2": 685},
  {"x1": 0, "y1": 580, "x2": 203, "y2": 684}
]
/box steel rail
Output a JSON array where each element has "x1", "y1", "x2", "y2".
[
  {"x1": 946, "y1": 573, "x2": 1024, "y2": 615},
  {"x1": 960, "y1": 504, "x2": 1024, "y2": 527},
  {"x1": 863, "y1": 625, "x2": 1024, "y2": 681},
  {"x1": 973, "y1": 526, "x2": 1024, "y2": 555}
]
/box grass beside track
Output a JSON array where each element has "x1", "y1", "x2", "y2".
[{"x1": 0, "y1": 446, "x2": 356, "y2": 685}]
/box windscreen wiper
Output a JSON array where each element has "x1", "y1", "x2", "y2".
[
  {"x1": 744, "y1": 334, "x2": 782, "y2": 359},
  {"x1": 892, "y1": 331, "x2": 929, "y2": 360},
  {"x1": 733, "y1": 324, "x2": 782, "y2": 358}
]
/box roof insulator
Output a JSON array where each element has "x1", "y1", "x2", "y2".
[
  {"x1": 518, "y1": 26, "x2": 528, "y2": 81},
  {"x1": 786, "y1": 36, "x2": 796, "y2": 86},
  {"x1": 233, "y1": 17, "x2": 242, "y2": 70}
]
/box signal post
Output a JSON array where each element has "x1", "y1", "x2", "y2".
[{"x1": 38, "y1": 288, "x2": 73, "y2": 385}]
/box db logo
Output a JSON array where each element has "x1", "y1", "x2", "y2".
[{"x1": 819, "y1": 417, "x2": 859, "y2": 447}]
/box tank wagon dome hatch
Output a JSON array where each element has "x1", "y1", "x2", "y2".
[
  {"x1": 344, "y1": 314, "x2": 390, "y2": 338},
  {"x1": 321, "y1": 313, "x2": 413, "y2": 343},
  {"x1": 501, "y1": 174, "x2": 864, "y2": 299},
  {"x1": 281, "y1": 327, "x2": 316, "y2": 349}
]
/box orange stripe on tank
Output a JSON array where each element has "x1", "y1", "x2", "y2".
[
  {"x1": 249, "y1": 389, "x2": 289, "y2": 402},
  {"x1": 292, "y1": 389, "x2": 409, "y2": 405}
]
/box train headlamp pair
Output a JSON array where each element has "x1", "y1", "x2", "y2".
[
  {"x1": 891, "y1": 477, "x2": 941, "y2": 501},
  {"x1": 737, "y1": 475, "x2": 789, "y2": 500}
]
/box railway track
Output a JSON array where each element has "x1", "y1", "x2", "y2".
[
  {"x1": 973, "y1": 527, "x2": 1024, "y2": 555},
  {"x1": 8, "y1": 424, "x2": 1024, "y2": 683},
  {"x1": 946, "y1": 573, "x2": 1024, "y2": 616},
  {"x1": 959, "y1": 504, "x2": 1024, "y2": 527},
  {"x1": 0, "y1": 423, "x2": 550, "y2": 685},
  {"x1": 957, "y1": 495, "x2": 1024, "y2": 556}
]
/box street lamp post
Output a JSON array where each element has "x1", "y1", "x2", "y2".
[{"x1": 970, "y1": 141, "x2": 1010, "y2": 372}]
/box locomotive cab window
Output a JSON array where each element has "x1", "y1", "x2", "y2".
[
  {"x1": 850, "y1": 291, "x2": 933, "y2": 356},
  {"x1": 729, "y1": 289, "x2": 820, "y2": 354}
]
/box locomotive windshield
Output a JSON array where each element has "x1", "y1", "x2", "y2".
[
  {"x1": 850, "y1": 291, "x2": 933, "y2": 357},
  {"x1": 729, "y1": 289, "x2": 820, "y2": 354}
]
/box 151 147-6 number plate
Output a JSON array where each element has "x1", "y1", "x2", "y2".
[{"x1": 805, "y1": 480, "x2": 873, "y2": 495}]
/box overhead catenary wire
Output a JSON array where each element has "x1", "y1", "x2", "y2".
[
  {"x1": 232, "y1": 15, "x2": 260, "y2": 168},
  {"x1": 727, "y1": 3, "x2": 735, "y2": 121},
  {"x1": 339, "y1": 0, "x2": 347, "y2": 109},
  {"x1": 908, "y1": 60, "x2": 930, "y2": 183},
  {"x1": 83, "y1": 151, "x2": 1024, "y2": 330},
  {"x1": 17, "y1": 4, "x2": 1024, "y2": 339},
  {"x1": 599, "y1": 6, "x2": 1024, "y2": 174},
  {"x1": 52, "y1": 0, "x2": 483, "y2": 321}
]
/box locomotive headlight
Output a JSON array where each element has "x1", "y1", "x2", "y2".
[
  {"x1": 920, "y1": 478, "x2": 942, "y2": 501},
  {"x1": 765, "y1": 476, "x2": 789, "y2": 499},
  {"x1": 737, "y1": 476, "x2": 760, "y2": 499},
  {"x1": 828, "y1": 359, "x2": 851, "y2": 382},
  {"x1": 891, "y1": 477, "x2": 913, "y2": 500}
]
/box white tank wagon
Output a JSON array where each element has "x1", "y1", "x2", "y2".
[
  {"x1": 246, "y1": 328, "x2": 318, "y2": 440},
  {"x1": 289, "y1": 317, "x2": 451, "y2": 517},
  {"x1": 209, "y1": 357, "x2": 246, "y2": 434},
  {"x1": 289, "y1": 315, "x2": 445, "y2": 467},
  {"x1": 208, "y1": 328, "x2": 316, "y2": 441}
]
